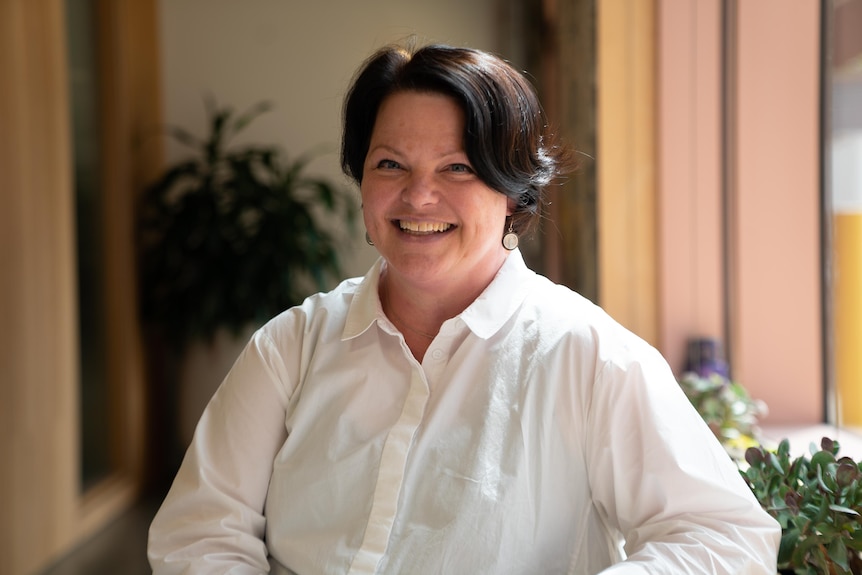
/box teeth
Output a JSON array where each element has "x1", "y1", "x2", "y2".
[{"x1": 399, "y1": 220, "x2": 452, "y2": 233}]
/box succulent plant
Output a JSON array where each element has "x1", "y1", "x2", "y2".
[{"x1": 741, "y1": 437, "x2": 862, "y2": 574}]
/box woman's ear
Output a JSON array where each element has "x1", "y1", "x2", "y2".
[{"x1": 506, "y1": 198, "x2": 517, "y2": 216}]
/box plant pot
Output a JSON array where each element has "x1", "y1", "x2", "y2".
[{"x1": 177, "y1": 324, "x2": 257, "y2": 447}]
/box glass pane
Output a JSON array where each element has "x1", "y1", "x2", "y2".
[{"x1": 66, "y1": 0, "x2": 111, "y2": 489}]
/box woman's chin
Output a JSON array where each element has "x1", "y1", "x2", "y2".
[{"x1": 384, "y1": 254, "x2": 449, "y2": 284}]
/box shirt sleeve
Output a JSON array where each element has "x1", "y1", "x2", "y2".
[
  {"x1": 148, "y1": 329, "x2": 291, "y2": 574},
  {"x1": 585, "y1": 343, "x2": 780, "y2": 574}
]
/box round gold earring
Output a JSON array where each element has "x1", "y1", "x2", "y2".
[{"x1": 502, "y1": 218, "x2": 518, "y2": 251}]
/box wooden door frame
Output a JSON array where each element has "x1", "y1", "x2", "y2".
[
  {"x1": 0, "y1": 1, "x2": 161, "y2": 573},
  {"x1": 531, "y1": 0, "x2": 658, "y2": 342}
]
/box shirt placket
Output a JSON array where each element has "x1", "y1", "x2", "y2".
[{"x1": 347, "y1": 356, "x2": 430, "y2": 574}]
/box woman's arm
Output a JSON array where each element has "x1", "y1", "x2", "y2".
[
  {"x1": 148, "y1": 330, "x2": 291, "y2": 574},
  {"x1": 586, "y1": 345, "x2": 780, "y2": 574}
]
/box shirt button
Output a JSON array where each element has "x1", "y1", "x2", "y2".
[{"x1": 431, "y1": 348, "x2": 444, "y2": 360}]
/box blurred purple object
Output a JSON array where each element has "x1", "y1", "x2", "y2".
[{"x1": 685, "y1": 337, "x2": 729, "y2": 378}]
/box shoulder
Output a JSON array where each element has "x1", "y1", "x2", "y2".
[
  {"x1": 519, "y1": 273, "x2": 664, "y2": 372},
  {"x1": 258, "y1": 274, "x2": 365, "y2": 343},
  {"x1": 233, "y1": 275, "x2": 368, "y2": 401}
]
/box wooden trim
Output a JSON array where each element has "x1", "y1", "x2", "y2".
[
  {"x1": 74, "y1": 0, "x2": 162, "y2": 538},
  {"x1": 0, "y1": 1, "x2": 79, "y2": 573},
  {"x1": 532, "y1": 0, "x2": 599, "y2": 302},
  {"x1": 0, "y1": 1, "x2": 161, "y2": 572},
  {"x1": 597, "y1": 0, "x2": 659, "y2": 344}
]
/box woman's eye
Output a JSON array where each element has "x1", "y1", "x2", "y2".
[
  {"x1": 377, "y1": 159, "x2": 401, "y2": 170},
  {"x1": 449, "y1": 163, "x2": 473, "y2": 174}
]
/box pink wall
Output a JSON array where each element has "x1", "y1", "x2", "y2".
[
  {"x1": 732, "y1": 1, "x2": 822, "y2": 423},
  {"x1": 657, "y1": 1, "x2": 823, "y2": 423},
  {"x1": 657, "y1": 0, "x2": 724, "y2": 375}
]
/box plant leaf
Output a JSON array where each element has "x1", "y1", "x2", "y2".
[
  {"x1": 829, "y1": 504, "x2": 860, "y2": 516},
  {"x1": 816, "y1": 462, "x2": 835, "y2": 495},
  {"x1": 230, "y1": 100, "x2": 273, "y2": 136},
  {"x1": 167, "y1": 126, "x2": 203, "y2": 150},
  {"x1": 828, "y1": 536, "x2": 850, "y2": 571},
  {"x1": 769, "y1": 451, "x2": 785, "y2": 475},
  {"x1": 777, "y1": 527, "x2": 799, "y2": 566}
]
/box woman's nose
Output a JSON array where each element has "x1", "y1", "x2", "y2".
[{"x1": 400, "y1": 171, "x2": 438, "y2": 207}]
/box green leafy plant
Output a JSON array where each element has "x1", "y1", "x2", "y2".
[
  {"x1": 137, "y1": 99, "x2": 356, "y2": 348},
  {"x1": 677, "y1": 372, "x2": 767, "y2": 458},
  {"x1": 742, "y1": 437, "x2": 862, "y2": 574}
]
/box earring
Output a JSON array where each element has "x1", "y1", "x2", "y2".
[
  {"x1": 365, "y1": 231, "x2": 374, "y2": 246},
  {"x1": 502, "y1": 218, "x2": 519, "y2": 251}
]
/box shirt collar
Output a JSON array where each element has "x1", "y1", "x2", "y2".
[
  {"x1": 341, "y1": 250, "x2": 535, "y2": 341},
  {"x1": 458, "y1": 249, "x2": 534, "y2": 339},
  {"x1": 342, "y1": 257, "x2": 386, "y2": 340}
]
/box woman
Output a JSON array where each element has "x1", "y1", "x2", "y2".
[{"x1": 148, "y1": 43, "x2": 779, "y2": 574}]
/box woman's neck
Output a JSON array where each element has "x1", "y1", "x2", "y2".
[{"x1": 378, "y1": 269, "x2": 481, "y2": 360}]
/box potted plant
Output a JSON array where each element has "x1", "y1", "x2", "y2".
[
  {"x1": 138, "y1": 98, "x2": 355, "y2": 346},
  {"x1": 741, "y1": 437, "x2": 862, "y2": 574},
  {"x1": 677, "y1": 371, "x2": 767, "y2": 460},
  {"x1": 137, "y1": 98, "x2": 356, "y2": 447}
]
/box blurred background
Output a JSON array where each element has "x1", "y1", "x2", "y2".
[{"x1": 1, "y1": 0, "x2": 861, "y2": 573}]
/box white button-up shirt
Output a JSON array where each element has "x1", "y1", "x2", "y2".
[{"x1": 148, "y1": 250, "x2": 779, "y2": 574}]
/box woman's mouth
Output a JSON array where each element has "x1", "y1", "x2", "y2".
[{"x1": 397, "y1": 220, "x2": 453, "y2": 235}]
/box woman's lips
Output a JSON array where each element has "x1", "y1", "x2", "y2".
[{"x1": 396, "y1": 220, "x2": 454, "y2": 234}]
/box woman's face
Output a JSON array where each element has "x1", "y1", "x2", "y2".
[{"x1": 361, "y1": 91, "x2": 511, "y2": 294}]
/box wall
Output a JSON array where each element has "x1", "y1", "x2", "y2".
[
  {"x1": 158, "y1": 0, "x2": 509, "y2": 280},
  {"x1": 657, "y1": 0, "x2": 724, "y2": 375},
  {"x1": 657, "y1": 0, "x2": 823, "y2": 424},
  {"x1": 733, "y1": 1, "x2": 822, "y2": 423}
]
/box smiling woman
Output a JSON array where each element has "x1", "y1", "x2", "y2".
[
  {"x1": 341, "y1": 45, "x2": 560, "y2": 237},
  {"x1": 360, "y1": 91, "x2": 512, "y2": 356},
  {"x1": 148, "y1": 43, "x2": 780, "y2": 575},
  {"x1": 340, "y1": 44, "x2": 570, "y2": 360}
]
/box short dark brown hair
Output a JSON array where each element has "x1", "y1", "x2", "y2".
[{"x1": 341, "y1": 43, "x2": 571, "y2": 235}]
